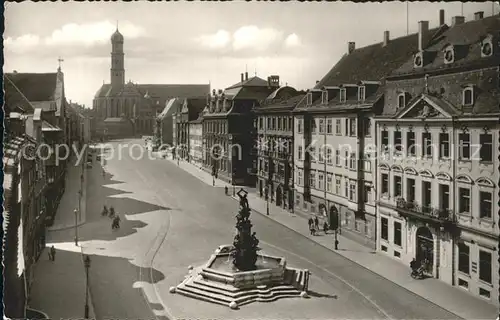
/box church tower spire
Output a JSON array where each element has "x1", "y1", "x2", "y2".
[{"x1": 110, "y1": 26, "x2": 125, "y2": 88}]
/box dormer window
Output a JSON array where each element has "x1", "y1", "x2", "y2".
[
  {"x1": 414, "y1": 52, "x2": 423, "y2": 68},
  {"x1": 358, "y1": 86, "x2": 366, "y2": 101},
  {"x1": 481, "y1": 35, "x2": 493, "y2": 57},
  {"x1": 463, "y1": 86, "x2": 474, "y2": 106},
  {"x1": 339, "y1": 88, "x2": 346, "y2": 102},
  {"x1": 444, "y1": 45, "x2": 454, "y2": 64},
  {"x1": 321, "y1": 90, "x2": 328, "y2": 104},
  {"x1": 306, "y1": 92, "x2": 313, "y2": 106},
  {"x1": 397, "y1": 93, "x2": 405, "y2": 109}
]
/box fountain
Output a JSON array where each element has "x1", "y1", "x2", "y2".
[{"x1": 171, "y1": 189, "x2": 311, "y2": 309}]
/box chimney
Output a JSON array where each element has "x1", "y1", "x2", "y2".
[
  {"x1": 452, "y1": 16, "x2": 465, "y2": 26},
  {"x1": 383, "y1": 31, "x2": 390, "y2": 47},
  {"x1": 439, "y1": 9, "x2": 445, "y2": 26},
  {"x1": 418, "y1": 21, "x2": 430, "y2": 51},
  {"x1": 267, "y1": 75, "x2": 280, "y2": 88},
  {"x1": 474, "y1": 11, "x2": 484, "y2": 20},
  {"x1": 241, "y1": 73, "x2": 244, "y2": 82},
  {"x1": 245, "y1": 72, "x2": 248, "y2": 80},
  {"x1": 348, "y1": 42, "x2": 355, "y2": 54}
]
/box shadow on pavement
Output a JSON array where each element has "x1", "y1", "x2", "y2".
[{"x1": 307, "y1": 290, "x2": 338, "y2": 299}]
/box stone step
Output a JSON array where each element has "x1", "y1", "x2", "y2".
[
  {"x1": 189, "y1": 278, "x2": 299, "y2": 299},
  {"x1": 175, "y1": 285, "x2": 230, "y2": 306}
]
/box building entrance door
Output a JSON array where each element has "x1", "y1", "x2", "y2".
[{"x1": 416, "y1": 226, "x2": 434, "y2": 276}]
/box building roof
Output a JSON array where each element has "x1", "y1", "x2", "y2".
[
  {"x1": 256, "y1": 86, "x2": 305, "y2": 113},
  {"x1": 391, "y1": 14, "x2": 500, "y2": 76},
  {"x1": 225, "y1": 76, "x2": 269, "y2": 90},
  {"x1": 157, "y1": 98, "x2": 183, "y2": 120},
  {"x1": 5, "y1": 72, "x2": 58, "y2": 102},
  {"x1": 314, "y1": 26, "x2": 446, "y2": 89},
  {"x1": 111, "y1": 29, "x2": 124, "y2": 42},
  {"x1": 42, "y1": 121, "x2": 62, "y2": 131},
  {"x1": 4, "y1": 75, "x2": 34, "y2": 115},
  {"x1": 183, "y1": 98, "x2": 208, "y2": 120}
]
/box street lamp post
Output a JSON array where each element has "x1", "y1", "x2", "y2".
[
  {"x1": 84, "y1": 255, "x2": 91, "y2": 319},
  {"x1": 74, "y1": 209, "x2": 79, "y2": 246},
  {"x1": 266, "y1": 185, "x2": 270, "y2": 216}
]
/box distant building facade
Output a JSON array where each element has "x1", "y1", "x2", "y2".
[
  {"x1": 189, "y1": 118, "x2": 203, "y2": 167},
  {"x1": 255, "y1": 86, "x2": 304, "y2": 211},
  {"x1": 174, "y1": 97, "x2": 206, "y2": 160},
  {"x1": 93, "y1": 28, "x2": 210, "y2": 138}
]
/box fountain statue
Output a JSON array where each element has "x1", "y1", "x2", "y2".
[
  {"x1": 231, "y1": 191, "x2": 259, "y2": 271},
  {"x1": 170, "y1": 188, "x2": 311, "y2": 309}
]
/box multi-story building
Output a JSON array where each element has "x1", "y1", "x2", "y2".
[
  {"x1": 174, "y1": 97, "x2": 207, "y2": 161},
  {"x1": 189, "y1": 116, "x2": 204, "y2": 168},
  {"x1": 156, "y1": 98, "x2": 184, "y2": 147},
  {"x1": 202, "y1": 72, "x2": 279, "y2": 185},
  {"x1": 375, "y1": 12, "x2": 500, "y2": 304},
  {"x1": 293, "y1": 12, "x2": 448, "y2": 247},
  {"x1": 254, "y1": 86, "x2": 305, "y2": 211}
]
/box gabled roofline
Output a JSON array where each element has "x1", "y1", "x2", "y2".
[{"x1": 396, "y1": 94, "x2": 452, "y2": 119}]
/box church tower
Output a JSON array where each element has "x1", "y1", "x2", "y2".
[{"x1": 110, "y1": 27, "x2": 125, "y2": 88}]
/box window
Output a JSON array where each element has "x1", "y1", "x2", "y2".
[
  {"x1": 349, "y1": 153, "x2": 356, "y2": 170},
  {"x1": 297, "y1": 119, "x2": 303, "y2": 134},
  {"x1": 407, "y1": 178, "x2": 416, "y2": 202},
  {"x1": 310, "y1": 147, "x2": 316, "y2": 162},
  {"x1": 319, "y1": 119, "x2": 325, "y2": 133},
  {"x1": 407, "y1": 131, "x2": 416, "y2": 156},
  {"x1": 397, "y1": 93, "x2": 405, "y2": 109},
  {"x1": 358, "y1": 86, "x2": 366, "y2": 101},
  {"x1": 439, "y1": 133, "x2": 450, "y2": 159},
  {"x1": 381, "y1": 217, "x2": 388, "y2": 241},
  {"x1": 439, "y1": 184, "x2": 450, "y2": 211},
  {"x1": 321, "y1": 91, "x2": 328, "y2": 104},
  {"x1": 335, "y1": 150, "x2": 340, "y2": 166},
  {"x1": 272, "y1": 117, "x2": 276, "y2": 130},
  {"x1": 459, "y1": 133, "x2": 470, "y2": 160},
  {"x1": 309, "y1": 171, "x2": 316, "y2": 189},
  {"x1": 311, "y1": 119, "x2": 317, "y2": 133},
  {"x1": 327, "y1": 119, "x2": 333, "y2": 134},
  {"x1": 340, "y1": 88, "x2": 346, "y2": 102},
  {"x1": 363, "y1": 154, "x2": 372, "y2": 172},
  {"x1": 318, "y1": 147, "x2": 324, "y2": 163},
  {"x1": 297, "y1": 146, "x2": 303, "y2": 161},
  {"x1": 335, "y1": 119, "x2": 341, "y2": 135},
  {"x1": 422, "y1": 132, "x2": 432, "y2": 157},
  {"x1": 326, "y1": 147, "x2": 333, "y2": 165},
  {"x1": 283, "y1": 117, "x2": 288, "y2": 131},
  {"x1": 344, "y1": 150, "x2": 349, "y2": 167},
  {"x1": 344, "y1": 179, "x2": 349, "y2": 198},
  {"x1": 480, "y1": 133, "x2": 492, "y2": 162},
  {"x1": 335, "y1": 176, "x2": 341, "y2": 194},
  {"x1": 259, "y1": 117, "x2": 263, "y2": 129},
  {"x1": 349, "y1": 181, "x2": 356, "y2": 201},
  {"x1": 326, "y1": 174, "x2": 332, "y2": 192},
  {"x1": 344, "y1": 119, "x2": 349, "y2": 136},
  {"x1": 364, "y1": 184, "x2": 371, "y2": 203},
  {"x1": 394, "y1": 222, "x2": 402, "y2": 246},
  {"x1": 394, "y1": 131, "x2": 402, "y2": 152},
  {"x1": 297, "y1": 171, "x2": 303, "y2": 185},
  {"x1": 349, "y1": 118, "x2": 357, "y2": 136},
  {"x1": 365, "y1": 220, "x2": 371, "y2": 236},
  {"x1": 318, "y1": 173, "x2": 324, "y2": 190},
  {"x1": 394, "y1": 176, "x2": 402, "y2": 197},
  {"x1": 381, "y1": 130, "x2": 389, "y2": 152},
  {"x1": 458, "y1": 243, "x2": 470, "y2": 274},
  {"x1": 381, "y1": 173, "x2": 389, "y2": 195},
  {"x1": 459, "y1": 188, "x2": 470, "y2": 213},
  {"x1": 422, "y1": 181, "x2": 432, "y2": 211},
  {"x1": 463, "y1": 88, "x2": 474, "y2": 106},
  {"x1": 479, "y1": 250, "x2": 492, "y2": 284},
  {"x1": 480, "y1": 191, "x2": 492, "y2": 219},
  {"x1": 364, "y1": 119, "x2": 371, "y2": 137},
  {"x1": 307, "y1": 92, "x2": 313, "y2": 105}
]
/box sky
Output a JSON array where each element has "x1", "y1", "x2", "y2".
[{"x1": 5, "y1": 1, "x2": 498, "y2": 109}]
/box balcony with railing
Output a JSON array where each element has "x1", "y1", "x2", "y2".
[{"x1": 381, "y1": 198, "x2": 456, "y2": 227}]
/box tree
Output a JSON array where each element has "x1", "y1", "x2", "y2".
[{"x1": 231, "y1": 191, "x2": 259, "y2": 271}]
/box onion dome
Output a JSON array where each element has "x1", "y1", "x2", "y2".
[{"x1": 111, "y1": 29, "x2": 124, "y2": 42}]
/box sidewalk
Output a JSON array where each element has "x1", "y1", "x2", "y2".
[
  {"x1": 160, "y1": 153, "x2": 498, "y2": 320},
  {"x1": 28, "y1": 245, "x2": 96, "y2": 320},
  {"x1": 48, "y1": 152, "x2": 89, "y2": 231}
]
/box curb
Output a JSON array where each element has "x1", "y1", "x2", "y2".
[{"x1": 226, "y1": 194, "x2": 465, "y2": 320}]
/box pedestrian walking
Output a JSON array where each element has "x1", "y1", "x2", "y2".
[
  {"x1": 308, "y1": 217, "x2": 313, "y2": 229},
  {"x1": 225, "y1": 186, "x2": 228, "y2": 195},
  {"x1": 314, "y1": 216, "x2": 319, "y2": 230},
  {"x1": 49, "y1": 245, "x2": 56, "y2": 261},
  {"x1": 323, "y1": 221, "x2": 329, "y2": 234}
]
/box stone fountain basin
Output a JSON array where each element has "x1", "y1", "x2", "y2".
[{"x1": 200, "y1": 253, "x2": 287, "y2": 289}]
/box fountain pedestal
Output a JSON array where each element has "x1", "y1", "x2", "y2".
[{"x1": 171, "y1": 249, "x2": 310, "y2": 308}]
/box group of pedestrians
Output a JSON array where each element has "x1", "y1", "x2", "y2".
[{"x1": 308, "y1": 216, "x2": 329, "y2": 236}]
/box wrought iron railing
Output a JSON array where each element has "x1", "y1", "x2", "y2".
[{"x1": 395, "y1": 198, "x2": 455, "y2": 222}]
